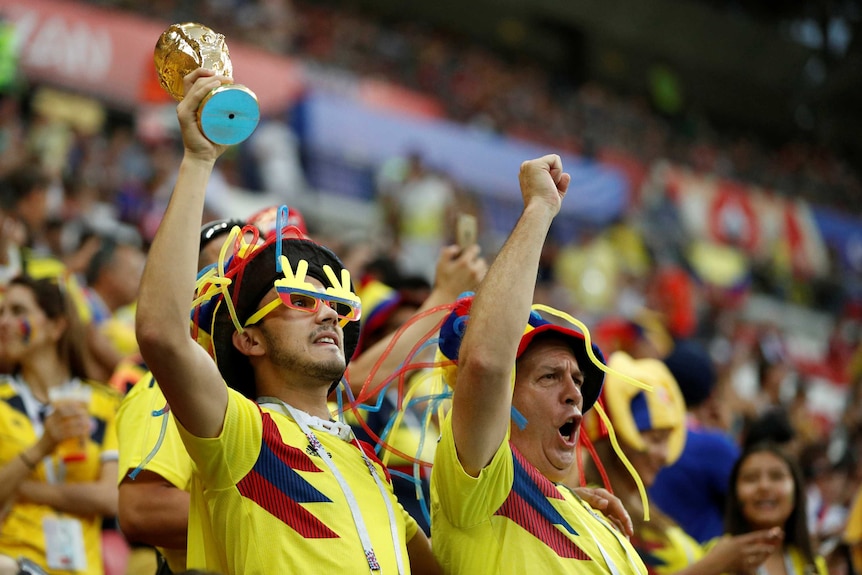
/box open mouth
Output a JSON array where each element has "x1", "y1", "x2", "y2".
[
  {"x1": 313, "y1": 332, "x2": 338, "y2": 345},
  {"x1": 558, "y1": 419, "x2": 578, "y2": 442}
]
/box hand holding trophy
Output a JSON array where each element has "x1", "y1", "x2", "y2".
[{"x1": 154, "y1": 23, "x2": 259, "y2": 145}]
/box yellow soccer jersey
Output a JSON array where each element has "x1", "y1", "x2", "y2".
[
  {"x1": 785, "y1": 547, "x2": 828, "y2": 575},
  {"x1": 116, "y1": 374, "x2": 192, "y2": 573},
  {"x1": 177, "y1": 388, "x2": 419, "y2": 575},
  {"x1": 0, "y1": 376, "x2": 120, "y2": 575},
  {"x1": 431, "y1": 413, "x2": 647, "y2": 575},
  {"x1": 632, "y1": 524, "x2": 703, "y2": 574},
  {"x1": 847, "y1": 488, "x2": 862, "y2": 573}
]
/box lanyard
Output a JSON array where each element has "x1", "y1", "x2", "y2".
[
  {"x1": 559, "y1": 484, "x2": 645, "y2": 575},
  {"x1": 258, "y1": 398, "x2": 405, "y2": 575}
]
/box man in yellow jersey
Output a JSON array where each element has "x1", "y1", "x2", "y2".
[
  {"x1": 430, "y1": 154, "x2": 648, "y2": 574},
  {"x1": 135, "y1": 68, "x2": 439, "y2": 575}
]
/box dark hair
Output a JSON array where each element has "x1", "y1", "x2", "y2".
[
  {"x1": 199, "y1": 218, "x2": 248, "y2": 253},
  {"x1": 8, "y1": 275, "x2": 93, "y2": 381},
  {"x1": 84, "y1": 236, "x2": 118, "y2": 286},
  {"x1": 0, "y1": 165, "x2": 50, "y2": 210},
  {"x1": 663, "y1": 339, "x2": 716, "y2": 408},
  {"x1": 742, "y1": 407, "x2": 796, "y2": 449},
  {"x1": 725, "y1": 442, "x2": 817, "y2": 567}
]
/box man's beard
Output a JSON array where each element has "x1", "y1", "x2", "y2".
[{"x1": 264, "y1": 328, "x2": 346, "y2": 383}]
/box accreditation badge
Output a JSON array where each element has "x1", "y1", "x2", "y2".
[{"x1": 43, "y1": 516, "x2": 87, "y2": 571}]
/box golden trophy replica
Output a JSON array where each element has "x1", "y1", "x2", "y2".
[{"x1": 154, "y1": 22, "x2": 259, "y2": 145}]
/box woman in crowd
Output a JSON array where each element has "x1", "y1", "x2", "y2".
[
  {"x1": 0, "y1": 275, "x2": 120, "y2": 575},
  {"x1": 723, "y1": 442, "x2": 828, "y2": 575},
  {"x1": 584, "y1": 351, "x2": 783, "y2": 575}
]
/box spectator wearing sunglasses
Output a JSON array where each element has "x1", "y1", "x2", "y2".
[{"x1": 135, "y1": 68, "x2": 440, "y2": 575}]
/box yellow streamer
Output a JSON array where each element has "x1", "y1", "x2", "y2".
[
  {"x1": 533, "y1": 304, "x2": 653, "y2": 392},
  {"x1": 593, "y1": 402, "x2": 650, "y2": 521}
]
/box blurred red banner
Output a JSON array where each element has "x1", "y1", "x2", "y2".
[
  {"x1": 648, "y1": 161, "x2": 829, "y2": 277},
  {"x1": 0, "y1": 0, "x2": 305, "y2": 113}
]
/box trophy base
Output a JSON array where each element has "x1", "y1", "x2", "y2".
[{"x1": 198, "y1": 84, "x2": 260, "y2": 146}]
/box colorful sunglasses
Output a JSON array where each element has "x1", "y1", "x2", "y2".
[
  {"x1": 244, "y1": 256, "x2": 362, "y2": 327},
  {"x1": 245, "y1": 287, "x2": 362, "y2": 326}
]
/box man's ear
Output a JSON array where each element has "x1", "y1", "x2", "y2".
[{"x1": 232, "y1": 327, "x2": 266, "y2": 358}]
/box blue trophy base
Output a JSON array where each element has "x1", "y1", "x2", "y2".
[{"x1": 198, "y1": 84, "x2": 260, "y2": 146}]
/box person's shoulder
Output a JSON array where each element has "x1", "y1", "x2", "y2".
[
  {"x1": 700, "y1": 534, "x2": 728, "y2": 553},
  {"x1": 117, "y1": 373, "x2": 164, "y2": 424},
  {"x1": 83, "y1": 379, "x2": 124, "y2": 404},
  {"x1": 121, "y1": 372, "x2": 160, "y2": 400},
  {"x1": 687, "y1": 427, "x2": 739, "y2": 455},
  {"x1": 786, "y1": 545, "x2": 828, "y2": 575},
  {"x1": 0, "y1": 375, "x2": 16, "y2": 398}
]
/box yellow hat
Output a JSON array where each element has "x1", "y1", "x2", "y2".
[{"x1": 587, "y1": 351, "x2": 687, "y2": 465}]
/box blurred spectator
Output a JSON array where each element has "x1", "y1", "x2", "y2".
[
  {"x1": 0, "y1": 275, "x2": 120, "y2": 574},
  {"x1": 82, "y1": 236, "x2": 146, "y2": 380},
  {"x1": 379, "y1": 151, "x2": 456, "y2": 282},
  {"x1": 801, "y1": 442, "x2": 852, "y2": 554},
  {"x1": 583, "y1": 351, "x2": 779, "y2": 574},
  {"x1": 650, "y1": 339, "x2": 740, "y2": 544},
  {"x1": 742, "y1": 407, "x2": 799, "y2": 454},
  {"x1": 0, "y1": 164, "x2": 52, "y2": 253},
  {"x1": 244, "y1": 117, "x2": 308, "y2": 201},
  {"x1": 644, "y1": 264, "x2": 698, "y2": 340},
  {"x1": 723, "y1": 442, "x2": 828, "y2": 574},
  {"x1": 0, "y1": 95, "x2": 26, "y2": 177}
]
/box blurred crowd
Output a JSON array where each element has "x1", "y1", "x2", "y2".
[
  {"x1": 0, "y1": 0, "x2": 861, "y2": 573},
  {"x1": 90, "y1": 0, "x2": 862, "y2": 214}
]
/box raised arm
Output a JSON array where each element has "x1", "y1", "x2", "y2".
[
  {"x1": 135, "y1": 69, "x2": 230, "y2": 438},
  {"x1": 451, "y1": 155, "x2": 569, "y2": 476}
]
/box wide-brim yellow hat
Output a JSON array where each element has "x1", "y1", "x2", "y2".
[{"x1": 587, "y1": 351, "x2": 687, "y2": 465}]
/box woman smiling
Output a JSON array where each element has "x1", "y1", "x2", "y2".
[
  {"x1": 0, "y1": 275, "x2": 120, "y2": 574},
  {"x1": 723, "y1": 443, "x2": 828, "y2": 575}
]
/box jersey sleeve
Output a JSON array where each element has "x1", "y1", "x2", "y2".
[
  {"x1": 116, "y1": 375, "x2": 193, "y2": 490},
  {"x1": 175, "y1": 387, "x2": 262, "y2": 490},
  {"x1": 431, "y1": 411, "x2": 512, "y2": 529}
]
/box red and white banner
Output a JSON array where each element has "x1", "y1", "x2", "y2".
[
  {"x1": 647, "y1": 162, "x2": 829, "y2": 277},
  {"x1": 0, "y1": 0, "x2": 305, "y2": 113}
]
